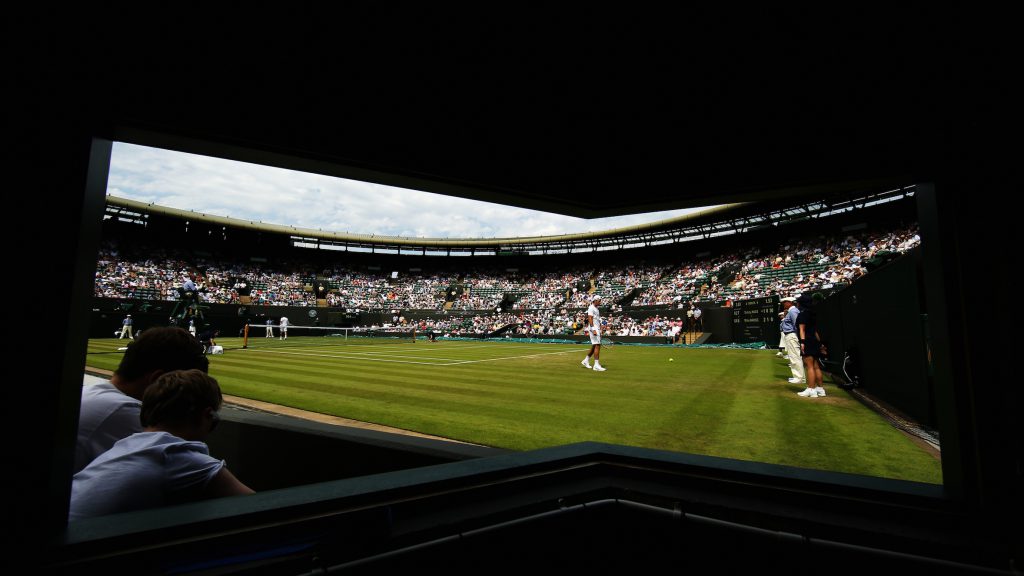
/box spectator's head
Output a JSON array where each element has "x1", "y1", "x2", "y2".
[
  {"x1": 114, "y1": 327, "x2": 209, "y2": 396},
  {"x1": 140, "y1": 370, "x2": 222, "y2": 437}
]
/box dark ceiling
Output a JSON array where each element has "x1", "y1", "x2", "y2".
[{"x1": 23, "y1": 7, "x2": 963, "y2": 218}]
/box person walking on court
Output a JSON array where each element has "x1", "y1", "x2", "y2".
[
  {"x1": 581, "y1": 295, "x2": 607, "y2": 371},
  {"x1": 279, "y1": 316, "x2": 289, "y2": 339}
]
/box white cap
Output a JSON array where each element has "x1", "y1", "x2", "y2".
[
  {"x1": 780, "y1": 297, "x2": 796, "y2": 303},
  {"x1": 591, "y1": 294, "x2": 602, "y2": 301}
]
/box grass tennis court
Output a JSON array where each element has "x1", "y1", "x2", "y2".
[{"x1": 85, "y1": 337, "x2": 942, "y2": 484}]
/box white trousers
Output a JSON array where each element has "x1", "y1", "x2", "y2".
[{"x1": 784, "y1": 332, "x2": 805, "y2": 382}]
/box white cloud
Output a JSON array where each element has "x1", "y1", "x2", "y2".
[{"x1": 108, "y1": 143, "x2": 716, "y2": 238}]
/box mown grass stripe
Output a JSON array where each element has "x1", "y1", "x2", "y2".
[{"x1": 84, "y1": 339, "x2": 942, "y2": 482}]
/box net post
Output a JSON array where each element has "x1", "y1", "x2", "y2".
[{"x1": 243, "y1": 323, "x2": 249, "y2": 349}]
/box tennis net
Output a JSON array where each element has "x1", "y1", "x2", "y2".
[{"x1": 243, "y1": 324, "x2": 416, "y2": 348}]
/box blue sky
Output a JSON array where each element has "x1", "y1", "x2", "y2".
[{"x1": 107, "y1": 143, "x2": 716, "y2": 238}]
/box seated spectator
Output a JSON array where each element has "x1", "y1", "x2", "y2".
[
  {"x1": 69, "y1": 369, "x2": 253, "y2": 520},
  {"x1": 75, "y1": 327, "x2": 209, "y2": 474}
]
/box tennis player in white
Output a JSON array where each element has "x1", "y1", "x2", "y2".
[{"x1": 581, "y1": 295, "x2": 606, "y2": 371}]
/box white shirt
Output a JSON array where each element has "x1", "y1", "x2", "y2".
[
  {"x1": 75, "y1": 382, "x2": 142, "y2": 474},
  {"x1": 279, "y1": 317, "x2": 289, "y2": 327},
  {"x1": 587, "y1": 304, "x2": 601, "y2": 333}
]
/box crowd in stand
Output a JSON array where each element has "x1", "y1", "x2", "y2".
[
  {"x1": 414, "y1": 310, "x2": 579, "y2": 338},
  {"x1": 408, "y1": 309, "x2": 696, "y2": 341},
  {"x1": 631, "y1": 225, "x2": 921, "y2": 307},
  {"x1": 95, "y1": 224, "x2": 921, "y2": 318},
  {"x1": 415, "y1": 312, "x2": 523, "y2": 336}
]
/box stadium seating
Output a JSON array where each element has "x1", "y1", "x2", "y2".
[{"x1": 94, "y1": 225, "x2": 921, "y2": 318}]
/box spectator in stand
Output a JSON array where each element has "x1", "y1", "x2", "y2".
[
  {"x1": 70, "y1": 369, "x2": 254, "y2": 520},
  {"x1": 93, "y1": 225, "x2": 922, "y2": 311},
  {"x1": 75, "y1": 327, "x2": 209, "y2": 474}
]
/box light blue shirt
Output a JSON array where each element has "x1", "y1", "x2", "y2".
[
  {"x1": 70, "y1": 431, "x2": 224, "y2": 520},
  {"x1": 781, "y1": 306, "x2": 799, "y2": 334}
]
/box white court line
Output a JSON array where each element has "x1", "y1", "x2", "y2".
[
  {"x1": 445, "y1": 349, "x2": 580, "y2": 365},
  {"x1": 436, "y1": 343, "x2": 578, "y2": 351},
  {"x1": 242, "y1": 343, "x2": 519, "y2": 361},
  {"x1": 242, "y1": 341, "x2": 503, "y2": 354},
  {"x1": 369, "y1": 342, "x2": 578, "y2": 356},
  {"x1": 243, "y1": 341, "x2": 577, "y2": 359},
  {"x1": 284, "y1": 343, "x2": 518, "y2": 356},
  {"x1": 246, "y1": 346, "x2": 426, "y2": 357},
  {"x1": 244, "y1": 348, "x2": 456, "y2": 365},
  {"x1": 244, "y1": 342, "x2": 416, "y2": 352},
  {"x1": 241, "y1": 345, "x2": 584, "y2": 366}
]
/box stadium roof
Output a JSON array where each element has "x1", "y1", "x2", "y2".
[
  {"x1": 107, "y1": 184, "x2": 916, "y2": 254},
  {"x1": 106, "y1": 194, "x2": 750, "y2": 247}
]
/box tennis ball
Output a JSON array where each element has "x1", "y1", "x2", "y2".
[{"x1": 669, "y1": 358, "x2": 674, "y2": 362}]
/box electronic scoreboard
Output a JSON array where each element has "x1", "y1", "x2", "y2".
[{"x1": 732, "y1": 295, "x2": 780, "y2": 343}]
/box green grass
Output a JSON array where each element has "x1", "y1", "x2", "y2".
[{"x1": 86, "y1": 337, "x2": 942, "y2": 484}]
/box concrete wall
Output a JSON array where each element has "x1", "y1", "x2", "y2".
[{"x1": 210, "y1": 406, "x2": 507, "y2": 492}]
